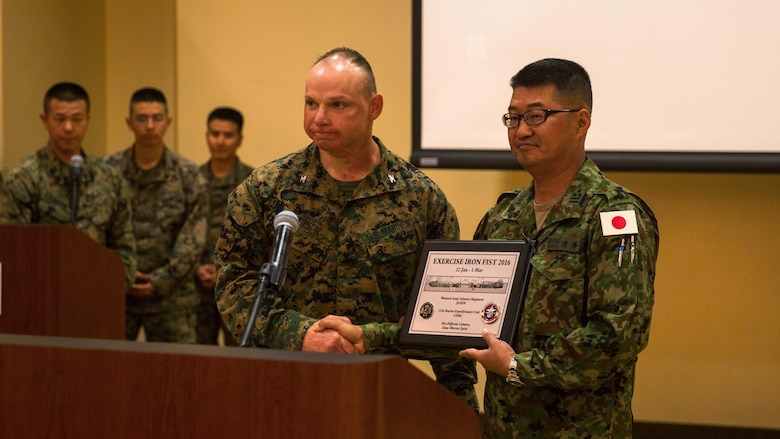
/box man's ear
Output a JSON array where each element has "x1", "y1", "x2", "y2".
[
  {"x1": 576, "y1": 109, "x2": 591, "y2": 135},
  {"x1": 369, "y1": 93, "x2": 384, "y2": 120}
]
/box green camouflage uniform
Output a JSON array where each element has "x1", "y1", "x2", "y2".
[
  {"x1": 195, "y1": 158, "x2": 254, "y2": 344},
  {"x1": 0, "y1": 146, "x2": 137, "y2": 289},
  {"x1": 474, "y1": 157, "x2": 659, "y2": 438},
  {"x1": 105, "y1": 146, "x2": 207, "y2": 343},
  {"x1": 215, "y1": 138, "x2": 478, "y2": 409}
]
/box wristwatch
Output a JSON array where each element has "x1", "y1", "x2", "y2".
[{"x1": 506, "y1": 357, "x2": 525, "y2": 387}]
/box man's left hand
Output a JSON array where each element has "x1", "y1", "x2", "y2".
[{"x1": 459, "y1": 329, "x2": 516, "y2": 377}]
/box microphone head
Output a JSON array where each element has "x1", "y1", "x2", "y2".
[
  {"x1": 274, "y1": 210, "x2": 299, "y2": 232},
  {"x1": 70, "y1": 154, "x2": 84, "y2": 169}
]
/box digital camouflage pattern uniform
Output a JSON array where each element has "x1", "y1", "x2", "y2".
[
  {"x1": 0, "y1": 146, "x2": 137, "y2": 289},
  {"x1": 195, "y1": 158, "x2": 254, "y2": 344},
  {"x1": 474, "y1": 157, "x2": 659, "y2": 438},
  {"x1": 215, "y1": 138, "x2": 478, "y2": 409},
  {"x1": 105, "y1": 146, "x2": 207, "y2": 343}
]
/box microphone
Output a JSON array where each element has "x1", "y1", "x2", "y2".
[
  {"x1": 268, "y1": 210, "x2": 300, "y2": 287},
  {"x1": 69, "y1": 154, "x2": 84, "y2": 225},
  {"x1": 240, "y1": 210, "x2": 299, "y2": 347}
]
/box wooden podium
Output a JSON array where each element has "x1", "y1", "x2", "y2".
[
  {"x1": 0, "y1": 225, "x2": 125, "y2": 339},
  {"x1": 0, "y1": 334, "x2": 481, "y2": 438}
]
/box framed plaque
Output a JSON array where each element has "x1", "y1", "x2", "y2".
[{"x1": 399, "y1": 240, "x2": 534, "y2": 350}]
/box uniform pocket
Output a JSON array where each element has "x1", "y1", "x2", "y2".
[
  {"x1": 363, "y1": 219, "x2": 419, "y2": 263},
  {"x1": 527, "y1": 251, "x2": 587, "y2": 337}
]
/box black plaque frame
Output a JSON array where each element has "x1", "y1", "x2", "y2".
[{"x1": 399, "y1": 240, "x2": 534, "y2": 350}]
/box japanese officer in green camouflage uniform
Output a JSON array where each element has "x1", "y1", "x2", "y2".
[
  {"x1": 0, "y1": 82, "x2": 136, "y2": 289},
  {"x1": 215, "y1": 47, "x2": 479, "y2": 410},
  {"x1": 105, "y1": 87, "x2": 207, "y2": 343},
  {"x1": 460, "y1": 59, "x2": 659, "y2": 438}
]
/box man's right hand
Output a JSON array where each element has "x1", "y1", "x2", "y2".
[
  {"x1": 301, "y1": 316, "x2": 360, "y2": 353},
  {"x1": 128, "y1": 271, "x2": 155, "y2": 298}
]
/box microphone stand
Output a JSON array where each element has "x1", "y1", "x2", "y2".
[
  {"x1": 239, "y1": 262, "x2": 279, "y2": 347},
  {"x1": 238, "y1": 210, "x2": 298, "y2": 348},
  {"x1": 70, "y1": 173, "x2": 80, "y2": 225}
]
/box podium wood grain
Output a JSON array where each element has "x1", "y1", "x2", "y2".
[
  {"x1": 0, "y1": 225, "x2": 125, "y2": 339},
  {"x1": 0, "y1": 334, "x2": 481, "y2": 438}
]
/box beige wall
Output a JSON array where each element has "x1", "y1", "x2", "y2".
[
  {"x1": 1, "y1": 0, "x2": 106, "y2": 168},
  {"x1": 105, "y1": 0, "x2": 177, "y2": 153},
  {"x1": 174, "y1": 1, "x2": 414, "y2": 167},
  {"x1": 2, "y1": 0, "x2": 779, "y2": 430},
  {"x1": 0, "y1": 0, "x2": 175, "y2": 165}
]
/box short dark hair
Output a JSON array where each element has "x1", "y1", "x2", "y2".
[
  {"x1": 208, "y1": 107, "x2": 244, "y2": 134},
  {"x1": 44, "y1": 82, "x2": 90, "y2": 114},
  {"x1": 314, "y1": 47, "x2": 377, "y2": 96},
  {"x1": 510, "y1": 58, "x2": 593, "y2": 112},
  {"x1": 129, "y1": 87, "x2": 168, "y2": 114}
]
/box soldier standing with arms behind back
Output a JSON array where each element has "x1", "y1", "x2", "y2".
[
  {"x1": 195, "y1": 107, "x2": 254, "y2": 345},
  {"x1": 105, "y1": 87, "x2": 207, "y2": 343}
]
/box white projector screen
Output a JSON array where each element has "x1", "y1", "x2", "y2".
[{"x1": 410, "y1": 0, "x2": 780, "y2": 172}]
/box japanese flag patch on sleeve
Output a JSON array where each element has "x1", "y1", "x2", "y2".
[{"x1": 600, "y1": 210, "x2": 638, "y2": 236}]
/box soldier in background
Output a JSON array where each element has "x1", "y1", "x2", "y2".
[
  {"x1": 458, "y1": 58, "x2": 659, "y2": 438},
  {"x1": 214, "y1": 47, "x2": 478, "y2": 410},
  {"x1": 0, "y1": 82, "x2": 136, "y2": 289},
  {"x1": 195, "y1": 107, "x2": 254, "y2": 345},
  {"x1": 105, "y1": 87, "x2": 207, "y2": 344}
]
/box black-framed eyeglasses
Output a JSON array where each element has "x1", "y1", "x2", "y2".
[{"x1": 501, "y1": 109, "x2": 582, "y2": 128}]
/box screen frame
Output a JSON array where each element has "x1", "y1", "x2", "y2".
[{"x1": 409, "y1": 0, "x2": 780, "y2": 173}]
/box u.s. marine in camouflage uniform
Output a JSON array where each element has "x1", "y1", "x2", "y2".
[
  {"x1": 196, "y1": 158, "x2": 252, "y2": 345},
  {"x1": 215, "y1": 47, "x2": 478, "y2": 410},
  {"x1": 0, "y1": 82, "x2": 136, "y2": 289},
  {"x1": 460, "y1": 59, "x2": 659, "y2": 438},
  {"x1": 195, "y1": 107, "x2": 254, "y2": 345},
  {"x1": 216, "y1": 139, "x2": 479, "y2": 407},
  {"x1": 105, "y1": 87, "x2": 207, "y2": 343}
]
